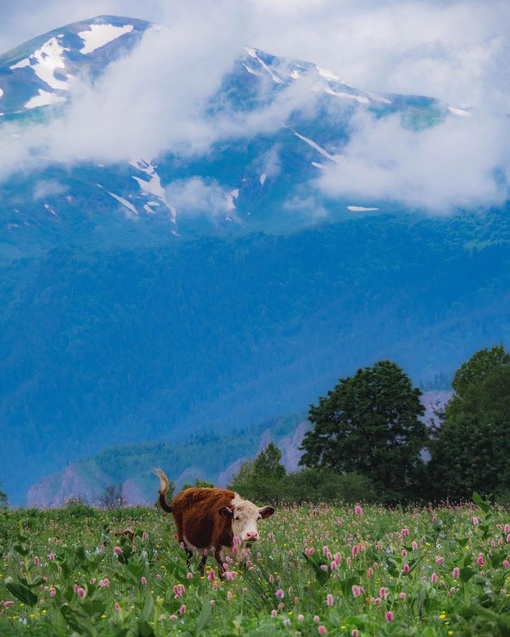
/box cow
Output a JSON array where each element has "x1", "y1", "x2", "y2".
[{"x1": 154, "y1": 468, "x2": 275, "y2": 573}]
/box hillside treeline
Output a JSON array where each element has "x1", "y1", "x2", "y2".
[
  {"x1": 2, "y1": 207, "x2": 510, "y2": 503},
  {"x1": 230, "y1": 346, "x2": 510, "y2": 506}
]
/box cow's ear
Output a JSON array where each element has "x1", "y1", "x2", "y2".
[
  {"x1": 259, "y1": 506, "x2": 275, "y2": 519},
  {"x1": 218, "y1": 506, "x2": 234, "y2": 520}
]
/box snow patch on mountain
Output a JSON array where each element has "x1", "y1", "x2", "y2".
[
  {"x1": 108, "y1": 191, "x2": 138, "y2": 215},
  {"x1": 130, "y1": 159, "x2": 177, "y2": 224},
  {"x1": 292, "y1": 129, "x2": 337, "y2": 162},
  {"x1": 347, "y1": 205, "x2": 380, "y2": 212},
  {"x1": 78, "y1": 24, "x2": 134, "y2": 54},
  {"x1": 25, "y1": 89, "x2": 66, "y2": 109},
  {"x1": 11, "y1": 36, "x2": 69, "y2": 91}
]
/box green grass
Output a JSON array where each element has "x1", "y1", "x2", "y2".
[{"x1": 1, "y1": 496, "x2": 510, "y2": 635}]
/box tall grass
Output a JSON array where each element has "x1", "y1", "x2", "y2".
[{"x1": 1, "y1": 495, "x2": 509, "y2": 635}]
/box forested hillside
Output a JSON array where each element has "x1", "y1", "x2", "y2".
[{"x1": 2, "y1": 207, "x2": 510, "y2": 504}]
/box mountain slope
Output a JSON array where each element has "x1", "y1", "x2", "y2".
[{"x1": 0, "y1": 17, "x2": 508, "y2": 505}]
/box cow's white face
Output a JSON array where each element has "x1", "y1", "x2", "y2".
[{"x1": 219, "y1": 496, "x2": 275, "y2": 544}]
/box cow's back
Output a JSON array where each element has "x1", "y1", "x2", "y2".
[{"x1": 172, "y1": 488, "x2": 236, "y2": 550}]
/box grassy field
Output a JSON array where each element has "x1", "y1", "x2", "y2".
[{"x1": 1, "y1": 495, "x2": 510, "y2": 636}]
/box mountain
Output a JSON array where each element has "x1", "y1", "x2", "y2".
[
  {"x1": 0, "y1": 15, "x2": 464, "y2": 259},
  {"x1": 0, "y1": 16, "x2": 508, "y2": 505}
]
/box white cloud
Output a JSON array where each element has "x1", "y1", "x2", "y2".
[
  {"x1": 33, "y1": 179, "x2": 68, "y2": 200},
  {"x1": 0, "y1": 0, "x2": 509, "y2": 212},
  {"x1": 314, "y1": 110, "x2": 510, "y2": 212},
  {"x1": 165, "y1": 177, "x2": 230, "y2": 218}
]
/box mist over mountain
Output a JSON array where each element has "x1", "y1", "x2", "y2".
[{"x1": 1, "y1": 16, "x2": 509, "y2": 505}]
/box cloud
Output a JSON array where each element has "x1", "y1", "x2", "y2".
[
  {"x1": 0, "y1": 0, "x2": 509, "y2": 212},
  {"x1": 165, "y1": 177, "x2": 231, "y2": 218},
  {"x1": 33, "y1": 179, "x2": 69, "y2": 200},
  {"x1": 314, "y1": 109, "x2": 510, "y2": 212},
  {"x1": 247, "y1": 0, "x2": 510, "y2": 114}
]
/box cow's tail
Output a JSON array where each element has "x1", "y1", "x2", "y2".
[{"x1": 154, "y1": 468, "x2": 173, "y2": 513}]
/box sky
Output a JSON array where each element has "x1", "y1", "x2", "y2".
[{"x1": 0, "y1": 0, "x2": 509, "y2": 213}]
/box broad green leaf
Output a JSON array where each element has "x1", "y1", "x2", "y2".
[{"x1": 5, "y1": 576, "x2": 38, "y2": 606}]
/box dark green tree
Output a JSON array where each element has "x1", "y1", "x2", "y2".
[
  {"x1": 285, "y1": 468, "x2": 377, "y2": 504},
  {"x1": 228, "y1": 442, "x2": 286, "y2": 503},
  {"x1": 300, "y1": 360, "x2": 427, "y2": 502},
  {"x1": 0, "y1": 483, "x2": 8, "y2": 508},
  {"x1": 428, "y1": 345, "x2": 510, "y2": 501}
]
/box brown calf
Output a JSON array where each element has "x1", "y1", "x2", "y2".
[{"x1": 154, "y1": 468, "x2": 275, "y2": 571}]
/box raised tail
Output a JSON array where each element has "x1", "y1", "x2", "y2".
[{"x1": 153, "y1": 467, "x2": 173, "y2": 513}]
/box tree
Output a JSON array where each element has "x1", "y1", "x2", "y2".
[
  {"x1": 0, "y1": 483, "x2": 8, "y2": 508},
  {"x1": 300, "y1": 360, "x2": 427, "y2": 502},
  {"x1": 182, "y1": 478, "x2": 214, "y2": 490},
  {"x1": 428, "y1": 345, "x2": 510, "y2": 501},
  {"x1": 228, "y1": 442, "x2": 286, "y2": 502},
  {"x1": 100, "y1": 484, "x2": 127, "y2": 509}
]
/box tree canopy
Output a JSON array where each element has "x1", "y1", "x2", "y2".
[
  {"x1": 428, "y1": 345, "x2": 510, "y2": 501},
  {"x1": 299, "y1": 360, "x2": 427, "y2": 502}
]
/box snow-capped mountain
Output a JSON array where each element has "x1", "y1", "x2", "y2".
[
  {"x1": 0, "y1": 15, "x2": 471, "y2": 257},
  {"x1": 0, "y1": 16, "x2": 150, "y2": 116}
]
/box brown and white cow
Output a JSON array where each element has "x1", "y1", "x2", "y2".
[{"x1": 154, "y1": 468, "x2": 275, "y2": 572}]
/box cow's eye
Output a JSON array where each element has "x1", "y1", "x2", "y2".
[{"x1": 234, "y1": 516, "x2": 240, "y2": 521}]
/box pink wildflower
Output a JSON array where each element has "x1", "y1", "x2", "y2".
[
  {"x1": 352, "y1": 585, "x2": 364, "y2": 598},
  {"x1": 179, "y1": 605, "x2": 186, "y2": 615},
  {"x1": 318, "y1": 626, "x2": 327, "y2": 635},
  {"x1": 452, "y1": 567, "x2": 460, "y2": 579},
  {"x1": 275, "y1": 589, "x2": 285, "y2": 599},
  {"x1": 354, "y1": 505, "x2": 363, "y2": 516},
  {"x1": 113, "y1": 546, "x2": 123, "y2": 556},
  {"x1": 386, "y1": 611, "x2": 394, "y2": 622},
  {"x1": 140, "y1": 577, "x2": 147, "y2": 585},
  {"x1": 326, "y1": 593, "x2": 334, "y2": 607}
]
